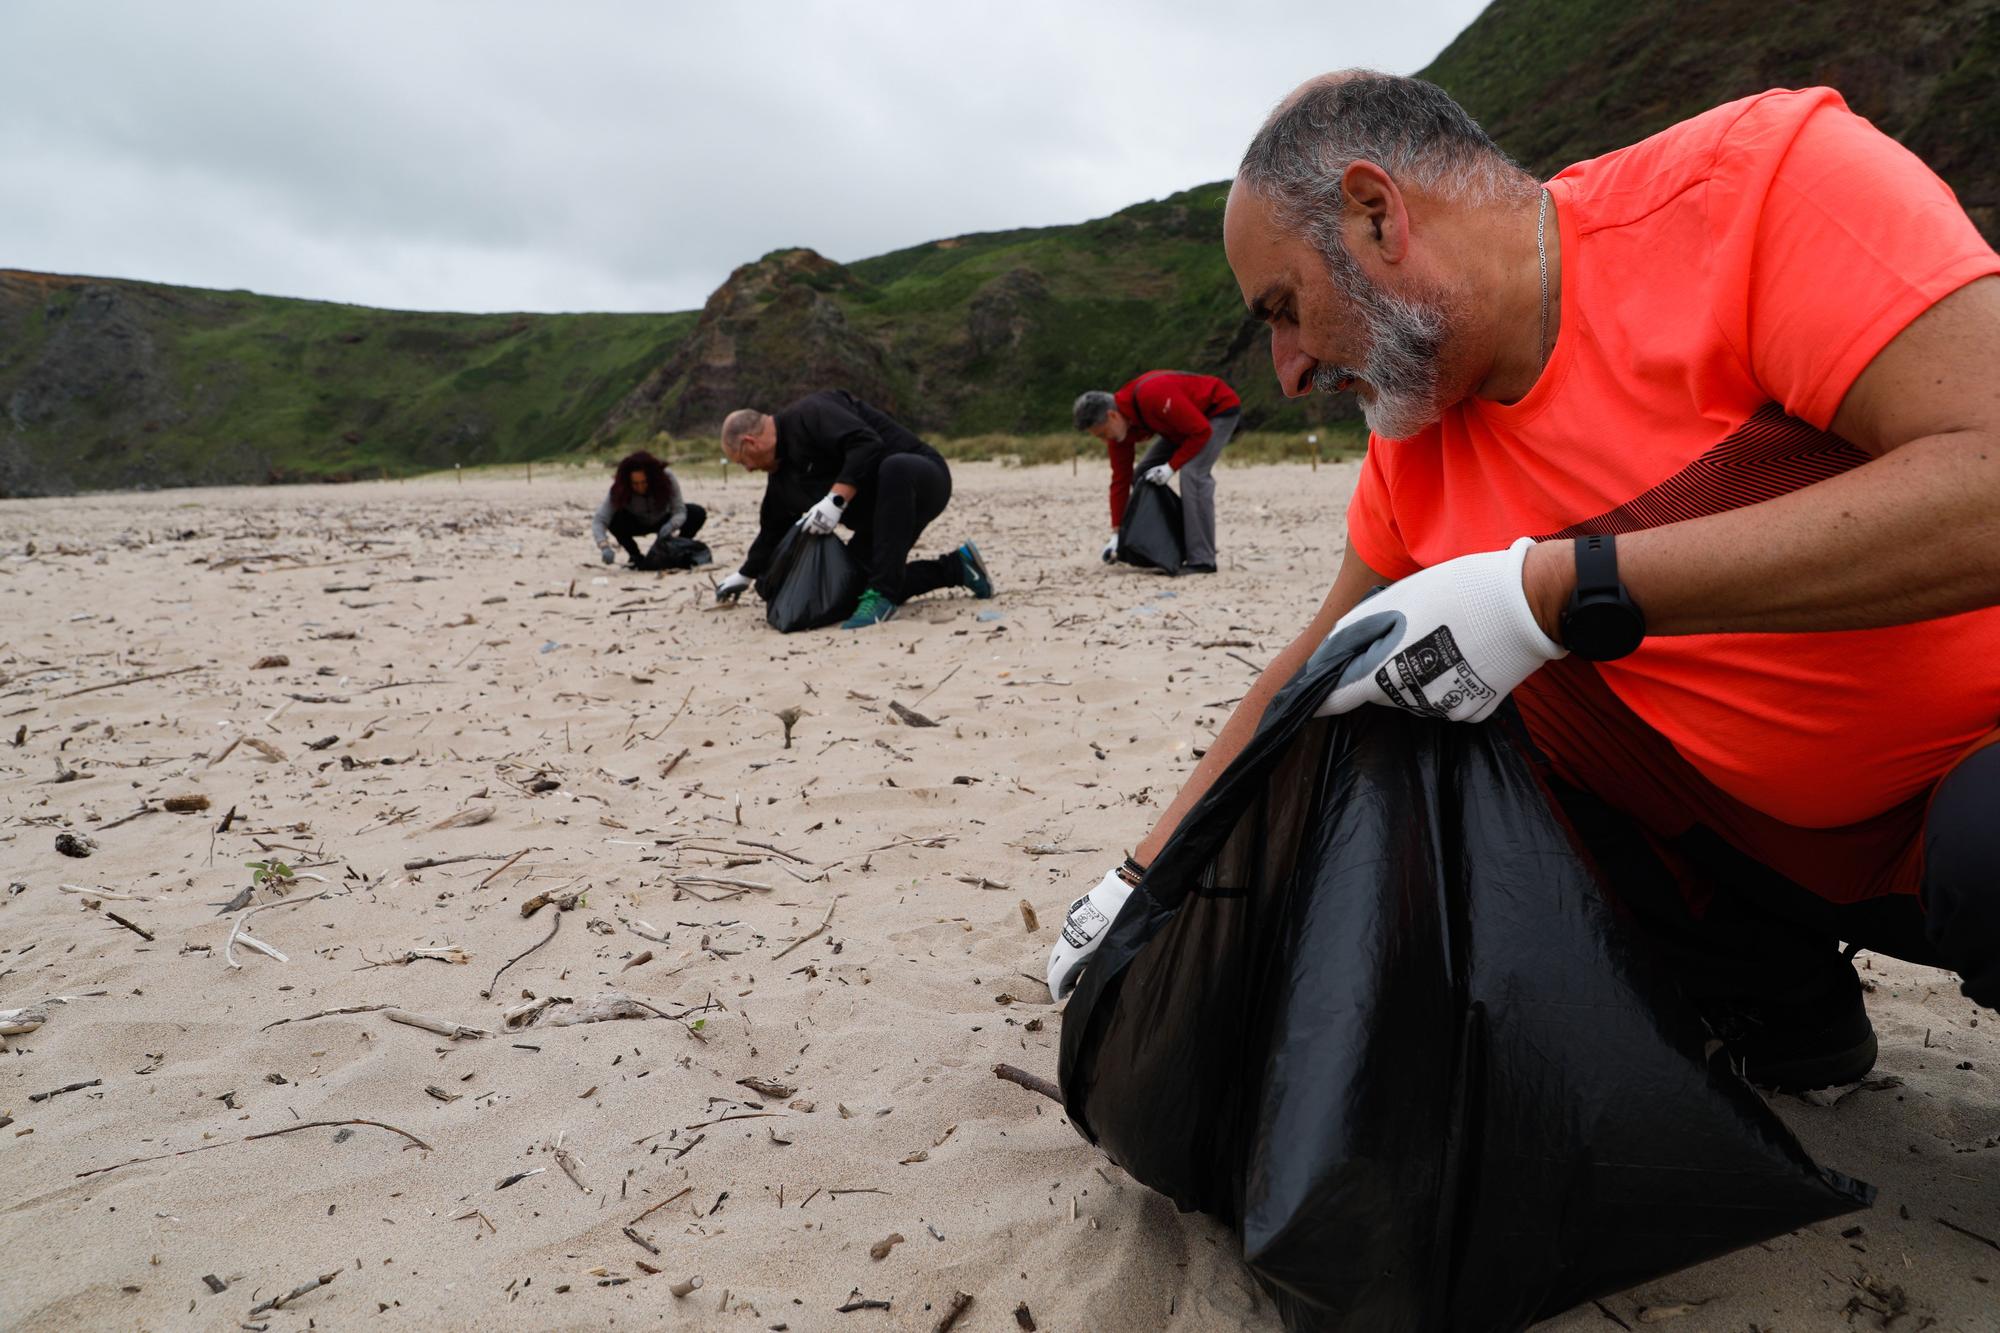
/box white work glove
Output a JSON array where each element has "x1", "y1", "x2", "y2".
[
  {"x1": 1318, "y1": 537, "x2": 1564, "y2": 722},
  {"x1": 1047, "y1": 866, "x2": 1136, "y2": 1001},
  {"x1": 1100, "y1": 533, "x2": 1119, "y2": 564},
  {"x1": 598, "y1": 543, "x2": 617, "y2": 565},
  {"x1": 715, "y1": 571, "x2": 752, "y2": 603},
  {"x1": 802, "y1": 493, "x2": 845, "y2": 536},
  {"x1": 1143, "y1": 463, "x2": 1174, "y2": 486}
]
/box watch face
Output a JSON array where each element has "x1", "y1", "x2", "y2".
[{"x1": 1568, "y1": 600, "x2": 1646, "y2": 661}]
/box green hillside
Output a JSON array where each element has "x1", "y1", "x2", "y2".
[
  {"x1": 0, "y1": 271, "x2": 693, "y2": 494},
  {"x1": 4, "y1": 0, "x2": 1994, "y2": 494}
]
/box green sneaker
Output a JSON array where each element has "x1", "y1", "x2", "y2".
[
  {"x1": 957, "y1": 541, "x2": 994, "y2": 599},
  {"x1": 841, "y1": 587, "x2": 899, "y2": 629}
]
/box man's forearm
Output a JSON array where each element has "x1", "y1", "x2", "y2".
[
  {"x1": 1524, "y1": 430, "x2": 2000, "y2": 637},
  {"x1": 1132, "y1": 542, "x2": 1379, "y2": 867}
]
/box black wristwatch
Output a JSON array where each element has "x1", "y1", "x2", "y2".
[{"x1": 1559, "y1": 534, "x2": 1646, "y2": 661}]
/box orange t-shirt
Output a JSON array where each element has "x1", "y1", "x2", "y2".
[{"x1": 1346, "y1": 88, "x2": 2000, "y2": 829}]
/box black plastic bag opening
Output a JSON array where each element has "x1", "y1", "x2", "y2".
[
  {"x1": 756, "y1": 524, "x2": 864, "y2": 633},
  {"x1": 640, "y1": 537, "x2": 713, "y2": 571},
  {"x1": 1117, "y1": 481, "x2": 1185, "y2": 575},
  {"x1": 1058, "y1": 631, "x2": 1871, "y2": 1332}
]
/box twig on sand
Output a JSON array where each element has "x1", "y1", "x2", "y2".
[
  {"x1": 993, "y1": 1063, "x2": 1060, "y2": 1102},
  {"x1": 225, "y1": 891, "x2": 329, "y2": 968},
  {"x1": 1935, "y1": 1216, "x2": 2000, "y2": 1253},
  {"x1": 53, "y1": 663, "x2": 204, "y2": 700},
  {"x1": 772, "y1": 895, "x2": 843, "y2": 960},
  {"x1": 838, "y1": 1290, "x2": 893, "y2": 1313},
  {"x1": 386, "y1": 1009, "x2": 490, "y2": 1041},
  {"x1": 30, "y1": 1078, "x2": 102, "y2": 1102},
  {"x1": 247, "y1": 1270, "x2": 340, "y2": 1318},
  {"x1": 485, "y1": 908, "x2": 564, "y2": 997},
  {"x1": 262, "y1": 1003, "x2": 391, "y2": 1031},
  {"x1": 932, "y1": 1291, "x2": 975, "y2": 1333},
  {"x1": 104, "y1": 911, "x2": 154, "y2": 942},
  {"x1": 77, "y1": 1117, "x2": 430, "y2": 1179}
]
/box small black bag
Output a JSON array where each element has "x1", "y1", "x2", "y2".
[
  {"x1": 640, "y1": 537, "x2": 713, "y2": 571},
  {"x1": 1058, "y1": 625, "x2": 1871, "y2": 1332},
  {"x1": 1117, "y1": 481, "x2": 1185, "y2": 575},
  {"x1": 756, "y1": 524, "x2": 864, "y2": 633}
]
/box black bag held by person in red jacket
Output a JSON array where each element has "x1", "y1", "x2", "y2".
[
  {"x1": 1057, "y1": 622, "x2": 1871, "y2": 1332},
  {"x1": 1117, "y1": 478, "x2": 1185, "y2": 575},
  {"x1": 755, "y1": 523, "x2": 863, "y2": 633}
]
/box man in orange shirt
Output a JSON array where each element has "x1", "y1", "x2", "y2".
[{"x1": 1048, "y1": 73, "x2": 2000, "y2": 1091}]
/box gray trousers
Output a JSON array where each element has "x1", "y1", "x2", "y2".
[{"x1": 1136, "y1": 410, "x2": 1237, "y2": 566}]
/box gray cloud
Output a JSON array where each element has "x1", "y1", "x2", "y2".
[{"x1": 1, "y1": 0, "x2": 1489, "y2": 312}]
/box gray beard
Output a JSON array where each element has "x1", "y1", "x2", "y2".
[{"x1": 1313, "y1": 244, "x2": 1451, "y2": 440}]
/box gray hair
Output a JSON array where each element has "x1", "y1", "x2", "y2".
[
  {"x1": 1236, "y1": 71, "x2": 1533, "y2": 260},
  {"x1": 719, "y1": 408, "x2": 764, "y2": 453},
  {"x1": 1072, "y1": 390, "x2": 1116, "y2": 431}
]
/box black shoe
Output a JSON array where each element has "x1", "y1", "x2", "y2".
[
  {"x1": 1182, "y1": 561, "x2": 1217, "y2": 574},
  {"x1": 1698, "y1": 952, "x2": 1878, "y2": 1091}
]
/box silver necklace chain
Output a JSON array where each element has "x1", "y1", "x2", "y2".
[{"x1": 1536, "y1": 188, "x2": 1550, "y2": 368}]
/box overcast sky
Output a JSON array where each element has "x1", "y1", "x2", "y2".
[{"x1": 3, "y1": 1, "x2": 1490, "y2": 314}]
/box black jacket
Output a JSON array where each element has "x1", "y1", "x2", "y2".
[{"x1": 739, "y1": 390, "x2": 941, "y2": 578}]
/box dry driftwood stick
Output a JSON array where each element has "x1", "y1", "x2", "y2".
[
  {"x1": 225, "y1": 891, "x2": 328, "y2": 968},
  {"x1": 76, "y1": 1117, "x2": 429, "y2": 1179},
  {"x1": 386, "y1": 1008, "x2": 489, "y2": 1041},
  {"x1": 993, "y1": 1063, "x2": 1060, "y2": 1102},
  {"x1": 246, "y1": 1269, "x2": 340, "y2": 1317},
  {"x1": 485, "y1": 909, "x2": 562, "y2": 997},
  {"x1": 838, "y1": 1291, "x2": 893, "y2": 1313},
  {"x1": 671, "y1": 874, "x2": 774, "y2": 893},
  {"x1": 57, "y1": 882, "x2": 147, "y2": 900},
  {"x1": 261, "y1": 1003, "x2": 390, "y2": 1031},
  {"x1": 104, "y1": 911, "x2": 154, "y2": 942},
  {"x1": 629, "y1": 1185, "x2": 694, "y2": 1227},
  {"x1": 932, "y1": 1290, "x2": 975, "y2": 1333},
  {"x1": 53, "y1": 663, "x2": 204, "y2": 700},
  {"x1": 30, "y1": 1077, "x2": 101, "y2": 1102},
  {"x1": 1935, "y1": 1216, "x2": 2000, "y2": 1253},
  {"x1": 0, "y1": 1005, "x2": 49, "y2": 1036},
  {"x1": 97, "y1": 803, "x2": 158, "y2": 831},
  {"x1": 244, "y1": 1118, "x2": 431, "y2": 1150},
  {"x1": 402, "y1": 851, "x2": 508, "y2": 871},
  {"x1": 772, "y1": 894, "x2": 843, "y2": 961},
  {"x1": 622, "y1": 1225, "x2": 661, "y2": 1255},
  {"x1": 476, "y1": 845, "x2": 534, "y2": 887}
]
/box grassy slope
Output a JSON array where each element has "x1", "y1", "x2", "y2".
[
  {"x1": 0, "y1": 271, "x2": 693, "y2": 493},
  {"x1": 5, "y1": 0, "x2": 1993, "y2": 493}
]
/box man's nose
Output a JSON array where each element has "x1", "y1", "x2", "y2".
[{"x1": 1271, "y1": 327, "x2": 1317, "y2": 400}]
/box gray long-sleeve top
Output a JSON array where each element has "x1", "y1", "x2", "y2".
[{"x1": 591, "y1": 470, "x2": 687, "y2": 546}]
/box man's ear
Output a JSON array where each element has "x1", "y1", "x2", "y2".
[{"x1": 1340, "y1": 160, "x2": 1409, "y2": 265}]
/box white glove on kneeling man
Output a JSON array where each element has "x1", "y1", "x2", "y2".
[
  {"x1": 1047, "y1": 865, "x2": 1136, "y2": 1001},
  {"x1": 1318, "y1": 537, "x2": 1565, "y2": 722},
  {"x1": 803, "y1": 493, "x2": 845, "y2": 535}
]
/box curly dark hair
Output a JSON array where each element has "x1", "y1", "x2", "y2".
[{"x1": 609, "y1": 450, "x2": 671, "y2": 509}]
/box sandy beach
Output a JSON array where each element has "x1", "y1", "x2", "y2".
[{"x1": 1, "y1": 460, "x2": 1994, "y2": 1332}]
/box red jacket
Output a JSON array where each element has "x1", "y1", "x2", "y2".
[{"x1": 1107, "y1": 370, "x2": 1241, "y2": 527}]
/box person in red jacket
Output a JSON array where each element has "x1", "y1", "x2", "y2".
[{"x1": 1073, "y1": 370, "x2": 1241, "y2": 572}]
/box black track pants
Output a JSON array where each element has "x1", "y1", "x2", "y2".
[{"x1": 850, "y1": 453, "x2": 961, "y2": 603}]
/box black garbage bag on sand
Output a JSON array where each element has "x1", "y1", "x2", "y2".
[
  {"x1": 1117, "y1": 481, "x2": 1184, "y2": 575},
  {"x1": 755, "y1": 524, "x2": 863, "y2": 633},
  {"x1": 1057, "y1": 625, "x2": 1871, "y2": 1333},
  {"x1": 640, "y1": 537, "x2": 713, "y2": 571}
]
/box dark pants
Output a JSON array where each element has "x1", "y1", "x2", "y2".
[
  {"x1": 608, "y1": 503, "x2": 705, "y2": 563},
  {"x1": 850, "y1": 453, "x2": 961, "y2": 603},
  {"x1": 1518, "y1": 656, "x2": 2000, "y2": 1011}
]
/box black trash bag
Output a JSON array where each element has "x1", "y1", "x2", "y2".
[
  {"x1": 755, "y1": 523, "x2": 864, "y2": 633},
  {"x1": 1058, "y1": 625, "x2": 1871, "y2": 1333},
  {"x1": 640, "y1": 537, "x2": 712, "y2": 571},
  {"x1": 1117, "y1": 481, "x2": 1184, "y2": 575}
]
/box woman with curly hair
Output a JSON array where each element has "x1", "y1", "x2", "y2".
[{"x1": 590, "y1": 450, "x2": 705, "y2": 567}]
